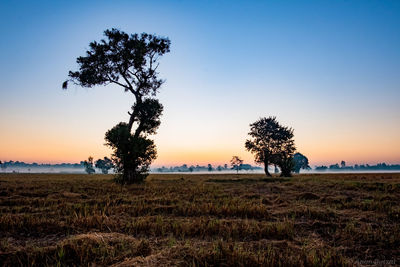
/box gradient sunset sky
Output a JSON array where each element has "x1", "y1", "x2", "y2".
[{"x1": 0, "y1": 0, "x2": 399, "y2": 167}]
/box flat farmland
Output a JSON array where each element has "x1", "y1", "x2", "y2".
[{"x1": 0, "y1": 173, "x2": 399, "y2": 266}]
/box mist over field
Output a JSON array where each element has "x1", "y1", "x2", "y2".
[{"x1": 2, "y1": 165, "x2": 399, "y2": 174}]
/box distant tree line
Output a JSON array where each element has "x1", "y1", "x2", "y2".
[
  {"x1": 155, "y1": 163, "x2": 262, "y2": 173},
  {"x1": 0, "y1": 161, "x2": 84, "y2": 169},
  {"x1": 0, "y1": 157, "x2": 115, "y2": 174},
  {"x1": 315, "y1": 162, "x2": 400, "y2": 171},
  {"x1": 2, "y1": 159, "x2": 399, "y2": 174}
]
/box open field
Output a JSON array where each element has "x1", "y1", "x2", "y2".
[{"x1": 0, "y1": 173, "x2": 399, "y2": 266}]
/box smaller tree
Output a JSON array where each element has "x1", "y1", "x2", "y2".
[
  {"x1": 292, "y1": 152, "x2": 310, "y2": 173},
  {"x1": 329, "y1": 163, "x2": 340, "y2": 170},
  {"x1": 207, "y1": 164, "x2": 213, "y2": 172},
  {"x1": 341, "y1": 160, "x2": 346, "y2": 168},
  {"x1": 1, "y1": 163, "x2": 7, "y2": 173},
  {"x1": 83, "y1": 156, "x2": 95, "y2": 174},
  {"x1": 230, "y1": 156, "x2": 243, "y2": 174},
  {"x1": 95, "y1": 157, "x2": 114, "y2": 174}
]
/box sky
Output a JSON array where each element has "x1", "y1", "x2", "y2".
[{"x1": 0, "y1": 0, "x2": 399, "y2": 167}]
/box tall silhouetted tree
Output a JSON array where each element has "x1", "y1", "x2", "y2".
[
  {"x1": 230, "y1": 156, "x2": 243, "y2": 174},
  {"x1": 64, "y1": 29, "x2": 170, "y2": 184},
  {"x1": 293, "y1": 152, "x2": 310, "y2": 173},
  {"x1": 245, "y1": 117, "x2": 296, "y2": 177}
]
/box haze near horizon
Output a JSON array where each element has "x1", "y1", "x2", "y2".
[{"x1": 0, "y1": 0, "x2": 399, "y2": 167}]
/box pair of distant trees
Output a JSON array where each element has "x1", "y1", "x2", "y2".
[
  {"x1": 231, "y1": 150, "x2": 309, "y2": 177},
  {"x1": 83, "y1": 156, "x2": 114, "y2": 174},
  {"x1": 244, "y1": 117, "x2": 310, "y2": 177}
]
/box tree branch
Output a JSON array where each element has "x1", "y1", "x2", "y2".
[{"x1": 117, "y1": 65, "x2": 136, "y2": 95}]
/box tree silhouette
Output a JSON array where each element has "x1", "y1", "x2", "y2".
[
  {"x1": 340, "y1": 160, "x2": 346, "y2": 168},
  {"x1": 1, "y1": 162, "x2": 7, "y2": 173},
  {"x1": 95, "y1": 157, "x2": 114, "y2": 174},
  {"x1": 64, "y1": 29, "x2": 170, "y2": 184},
  {"x1": 293, "y1": 152, "x2": 310, "y2": 173},
  {"x1": 207, "y1": 164, "x2": 213, "y2": 172},
  {"x1": 245, "y1": 117, "x2": 296, "y2": 177},
  {"x1": 230, "y1": 156, "x2": 243, "y2": 174},
  {"x1": 83, "y1": 156, "x2": 95, "y2": 174}
]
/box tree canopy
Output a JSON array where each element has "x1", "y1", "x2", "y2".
[
  {"x1": 83, "y1": 156, "x2": 95, "y2": 174},
  {"x1": 95, "y1": 157, "x2": 114, "y2": 174},
  {"x1": 230, "y1": 156, "x2": 243, "y2": 174},
  {"x1": 293, "y1": 152, "x2": 310, "y2": 173}
]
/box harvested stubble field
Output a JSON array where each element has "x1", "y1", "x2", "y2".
[{"x1": 0, "y1": 173, "x2": 399, "y2": 266}]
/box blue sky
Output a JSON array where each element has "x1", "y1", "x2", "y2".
[{"x1": 0, "y1": 0, "x2": 399, "y2": 166}]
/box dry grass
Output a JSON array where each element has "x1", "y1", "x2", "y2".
[{"x1": 0, "y1": 173, "x2": 399, "y2": 266}]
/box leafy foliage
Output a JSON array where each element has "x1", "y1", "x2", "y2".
[
  {"x1": 65, "y1": 29, "x2": 170, "y2": 184},
  {"x1": 0, "y1": 161, "x2": 6, "y2": 171},
  {"x1": 293, "y1": 152, "x2": 310, "y2": 173},
  {"x1": 83, "y1": 156, "x2": 95, "y2": 174},
  {"x1": 130, "y1": 98, "x2": 163, "y2": 138},
  {"x1": 65, "y1": 29, "x2": 170, "y2": 96},
  {"x1": 105, "y1": 123, "x2": 157, "y2": 183},
  {"x1": 230, "y1": 156, "x2": 243, "y2": 174},
  {"x1": 95, "y1": 157, "x2": 114, "y2": 174},
  {"x1": 245, "y1": 117, "x2": 296, "y2": 177}
]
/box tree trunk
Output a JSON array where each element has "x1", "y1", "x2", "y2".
[
  {"x1": 264, "y1": 162, "x2": 271, "y2": 177},
  {"x1": 128, "y1": 94, "x2": 142, "y2": 133},
  {"x1": 280, "y1": 166, "x2": 292, "y2": 177},
  {"x1": 263, "y1": 150, "x2": 272, "y2": 177},
  {"x1": 128, "y1": 114, "x2": 135, "y2": 133},
  {"x1": 124, "y1": 168, "x2": 141, "y2": 184}
]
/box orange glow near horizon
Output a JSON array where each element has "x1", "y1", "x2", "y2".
[
  {"x1": 1, "y1": 113, "x2": 399, "y2": 166},
  {"x1": 1, "y1": 135, "x2": 399, "y2": 167},
  {"x1": 1, "y1": 112, "x2": 400, "y2": 166}
]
